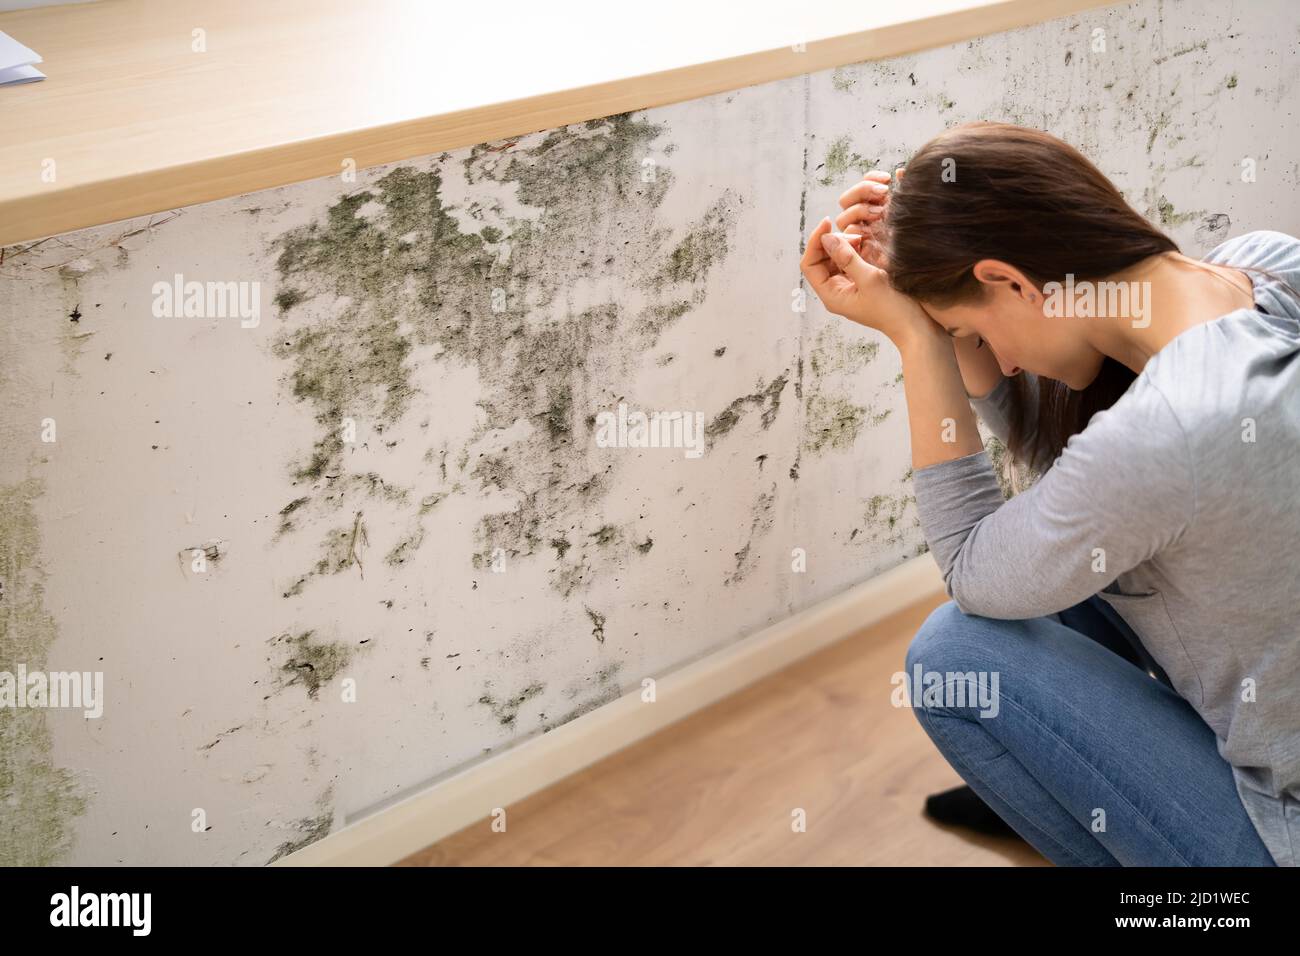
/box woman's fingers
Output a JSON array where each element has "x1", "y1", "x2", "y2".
[
  {"x1": 801, "y1": 218, "x2": 871, "y2": 317},
  {"x1": 819, "y1": 228, "x2": 878, "y2": 289},
  {"x1": 835, "y1": 201, "x2": 885, "y2": 232},
  {"x1": 801, "y1": 217, "x2": 844, "y2": 287},
  {"x1": 837, "y1": 177, "x2": 890, "y2": 211}
]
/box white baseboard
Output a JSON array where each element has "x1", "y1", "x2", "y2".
[{"x1": 275, "y1": 554, "x2": 946, "y2": 866}]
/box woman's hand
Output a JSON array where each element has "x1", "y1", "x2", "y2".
[
  {"x1": 799, "y1": 214, "x2": 933, "y2": 348},
  {"x1": 835, "y1": 168, "x2": 898, "y2": 269}
]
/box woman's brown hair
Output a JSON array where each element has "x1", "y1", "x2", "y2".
[{"x1": 881, "y1": 121, "x2": 1300, "y2": 473}]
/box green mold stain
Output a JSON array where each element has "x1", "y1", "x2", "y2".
[
  {"x1": 0, "y1": 479, "x2": 87, "y2": 866},
  {"x1": 271, "y1": 630, "x2": 355, "y2": 701},
  {"x1": 819, "y1": 136, "x2": 875, "y2": 186},
  {"x1": 858, "y1": 486, "x2": 919, "y2": 548},
  {"x1": 657, "y1": 197, "x2": 735, "y2": 286},
  {"x1": 804, "y1": 395, "x2": 866, "y2": 453},
  {"x1": 808, "y1": 328, "x2": 879, "y2": 378},
  {"x1": 1153, "y1": 194, "x2": 1200, "y2": 227},
  {"x1": 271, "y1": 112, "x2": 737, "y2": 594},
  {"x1": 984, "y1": 435, "x2": 1039, "y2": 499},
  {"x1": 1145, "y1": 112, "x2": 1171, "y2": 154},
  {"x1": 803, "y1": 325, "x2": 888, "y2": 454}
]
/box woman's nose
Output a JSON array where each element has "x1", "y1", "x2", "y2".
[{"x1": 988, "y1": 344, "x2": 1019, "y2": 377}]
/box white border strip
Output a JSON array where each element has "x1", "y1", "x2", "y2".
[{"x1": 275, "y1": 555, "x2": 945, "y2": 866}]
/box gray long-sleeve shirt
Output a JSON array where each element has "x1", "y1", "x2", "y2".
[{"x1": 913, "y1": 230, "x2": 1300, "y2": 866}]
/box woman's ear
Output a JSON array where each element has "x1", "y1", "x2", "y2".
[{"x1": 972, "y1": 259, "x2": 1039, "y2": 303}]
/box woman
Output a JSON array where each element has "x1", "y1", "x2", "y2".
[{"x1": 801, "y1": 121, "x2": 1300, "y2": 866}]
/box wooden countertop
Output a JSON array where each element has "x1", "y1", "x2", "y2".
[{"x1": 0, "y1": 0, "x2": 1116, "y2": 246}]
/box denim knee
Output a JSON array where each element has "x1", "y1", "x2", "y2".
[
  {"x1": 904, "y1": 599, "x2": 1018, "y2": 680},
  {"x1": 906, "y1": 600, "x2": 971, "y2": 674}
]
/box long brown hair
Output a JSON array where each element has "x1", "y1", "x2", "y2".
[{"x1": 884, "y1": 121, "x2": 1177, "y2": 467}]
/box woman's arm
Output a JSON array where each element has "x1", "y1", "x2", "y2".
[
  {"x1": 910, "y1": 382, "x2": 1193, "y2": 618},
  {"x1": 951, "y1": 334, "x2": 1004, "y2": 400},
  {"x1": 896, "y1": 320, "x2": 987, "y2": 469}
]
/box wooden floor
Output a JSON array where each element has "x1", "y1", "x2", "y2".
[{"x1": 398, "y1": 593, "x2": 1049, "y2": 866}]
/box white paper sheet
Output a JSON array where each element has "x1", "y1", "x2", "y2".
[{"x1": 0, "y1": 27, "x2": 44, "y2": 86}]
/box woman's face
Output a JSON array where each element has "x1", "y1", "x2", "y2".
[{"x1": 918, "y1": 262, "x2": 1107, "y2": 390}]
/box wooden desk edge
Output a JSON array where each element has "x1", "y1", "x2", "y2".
[{"x1": 0, "y1": 0, "x2": 1119, "y2": 248}]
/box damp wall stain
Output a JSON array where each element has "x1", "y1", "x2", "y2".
[
  {"x1": 271, "y1": 113, "x2": 741, "y2": 602},
  {"x1": 0, "y1": 479, "x2": 87, "y2": 866},
  {"x1": 801, "y1": 325, "x2": 893, "y2": 454}
]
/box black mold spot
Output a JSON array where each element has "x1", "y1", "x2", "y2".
[
  {"x1": 269, "y1": 630, "x2": 355, "y2": 700},
  {"x1": 540, "y1": 663, "x2": 624, "y2": 732},
  {"x1": 274, "y1": 289, "x2": 306, "y2": 313},
  {"x1": 477, "y1": 681, "x2": 546, "y2": 727},
  {"x1": 589, "y1": 524, "x2": 619, "y2": 547},
  {"x1": 276, "y1": 496, "x2": 310, "y2": 536},
  {"x1": 198, "y1": 725, "x2": 244, "y2": 752},
  {"x1": 705, "y1": 373, "x2": 789, "y2": 445},
  {"x1": 266, "y1": 790, "x2": 334, "y2": 864},
  {"x1": 725, "y1": 487, "x2": 776, "y2": 586},
  {"x1": 585, "y1": 606, "x2": 606, "y2": 643}
]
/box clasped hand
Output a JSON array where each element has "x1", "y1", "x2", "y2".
[{"x1": 798, "y1": 168, "x2": 934, "y2": 347}]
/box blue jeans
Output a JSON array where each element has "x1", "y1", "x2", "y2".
[{"x1": 905, "y1": 595, "x2": 1277, "y2": 866}]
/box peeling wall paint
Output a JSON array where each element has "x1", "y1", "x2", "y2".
[{"x1": 0, "y1": 0, "x2": 1297, "y2": 864}]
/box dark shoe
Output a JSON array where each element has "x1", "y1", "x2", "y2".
[{"x1": 924, "y1": 784, "x2": 1023, "y2": 839}]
